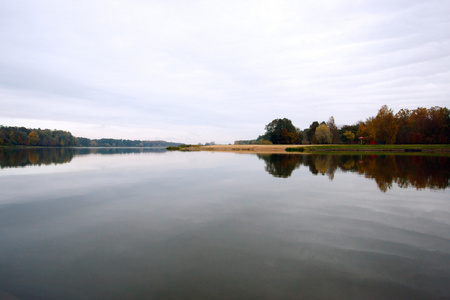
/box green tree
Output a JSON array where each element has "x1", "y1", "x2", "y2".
[
  {"x1": 307, "y1": 121, "x2": 320, "y2": 144},
  {"x1": 315, "y1": 124, "x2": 332, "y2": 144},
  {"x1": 339, "y1": 123, "x2": 359, "y2": 144},
  {"x1": 343, "y1": 130, "x2": 355, "y2": 143},
  {"x1": 258, "y1": 139, "x2": 272, "y2": 145},
  {"x1": 263, "y1": 118, "x2": 301, "y2": 144}
]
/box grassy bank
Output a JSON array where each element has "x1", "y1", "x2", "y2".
[
  {"x1": 166, "y1": 144, "x2": 202, "y2": 151},
  {"x1": 184, "y1": 144, "x2": 450, "y2": 154},
  {"x1": 174, "y1": 144, "x2": 293, "y2": 153},
  {"x1": 287, "y1": 144, "x2": 450, "y2": 154}
]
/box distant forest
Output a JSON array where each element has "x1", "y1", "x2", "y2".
[
  {"x1": 236, "y1": 105, "x2": 450, "y2": 145},
  {"x1": 76, "y1": 137, "x2": 180, "y2": 148},
  {"x1": 0, "y1": 126, "x2": 78, "y2": 147},
  {"x1": 0, "y1": 126, "x2": 180, "y2": 148}
]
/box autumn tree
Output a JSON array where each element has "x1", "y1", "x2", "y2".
[
  {"x1": 357, "y1": 118, "x2": 376, "y2": 143},
  {"x1": 315, "y1": 124, "x2": 332, "y2": 144},
  {"x1": 395, "y1": 108, "x2": 412, "y2": 144},
  {"x1": 28, "y1": 131, "x2": 40, "y2": 146},
  {"x1": 280, "y1": 128, "x2": 301, "y2": 144},
  {"x1": 373, "y1": 105, "x2": 398, "y2": 144},
  {"x1": 16, "y1": 134, "x2": 24, "y2": 145},
  {"x1": 428, "y1": 106, "x2": 450, "y2": 144}
]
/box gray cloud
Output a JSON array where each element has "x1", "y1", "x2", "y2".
[{"x1": 1, "y1": 0, "x2": 449, "y2": 143}]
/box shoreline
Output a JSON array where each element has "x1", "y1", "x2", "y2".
[
  {"x1": 197, "y1": 145, "x2": 304, "y2": 153},
  {"x1": 194, "y1": 144, "x2": 450, "y2": 154}
]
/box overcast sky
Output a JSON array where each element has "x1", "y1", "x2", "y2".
[{"x1": 1, "y1": 0, "x2": 449, "y2": 144}]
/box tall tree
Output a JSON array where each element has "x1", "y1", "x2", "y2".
[
  {"x1": 327, "y1": 116, "x2": 339, "y2": 143},
  {"x1": 395, "y1": 108, "x2": 412, "y2": 144},
  {"x1": 263, "y1": 118, "x2": 301, "y2": 144},
  {"x1": 428, "y1": 106, "x2": 450, "y2": 144},
  {"x1": 315, "y1": 124, "x2": 332, "y2": 144},
  {"x1": 307, "y1": 121, "x2": 320, "y2": 144},
  {"x1": 373, "y1": 105, "x2": 398, "y2": 144}
]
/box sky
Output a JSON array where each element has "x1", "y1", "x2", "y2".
[{"x1": 1, "y1": 0, "x2": 449, "y2": 144}]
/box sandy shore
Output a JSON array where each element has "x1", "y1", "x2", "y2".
[{"x1": 197, "y1": 144, "x2": 309, "y2": 153}]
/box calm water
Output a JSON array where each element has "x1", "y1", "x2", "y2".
[{"x1": 0, "y1": 148, "x2": 449, "y2": 300}]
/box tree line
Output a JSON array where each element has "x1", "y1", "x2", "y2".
[
  {"x1": 0, "y1": 126, "x2": 78, "y2": 147},
  {"x1": 76, "y1": 137, "x2": 180, "y2": 148},
  {"x1": 0, "y1": 126, "x2": 180, "y2": 147},
  {"x1": 245, "y1": 105, "x2": 449, "y2": 145}
]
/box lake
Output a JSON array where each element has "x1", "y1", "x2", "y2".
[{"x1": 0, "y1": 148, "x2": 449, "y2": 299}]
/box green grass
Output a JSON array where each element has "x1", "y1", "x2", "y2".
[
  {"x1": 308, "y1": 144, "x2": 449, "y2": 149},
  {"x1": 297, "y1": 144, "x2": 450, "y2": 154},
  {"x1": 306, "y1": 150, "x2": 450, "y2": 156}
]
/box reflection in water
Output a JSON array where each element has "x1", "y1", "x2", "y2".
[
  {"x1": 257, "y1": 154, "x2": 302, "y2": 178},
  {"x1": 258, "y1": 154, "x2": 450, "y2": 191},
  {"x1": 1, "y1": 150, "x2": 449, "y2": 299},
  {"x1": 0, "y1": 147, "x2": 166, "y2": 168},
  {"x1": 0, "y1": 148, "x2": 76, "y2": 168},
  {"x1": 75, "y1": 147, "x2": 166, "y2": 155},
  {"x1": 2, "y1": 149, "x2": 449, "y2": 192}
]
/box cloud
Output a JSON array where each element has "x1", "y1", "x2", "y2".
[{"x1": 1, "y1": 0, "x2": 449, "y2": 143}]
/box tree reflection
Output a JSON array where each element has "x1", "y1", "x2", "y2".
[
  {"x1": 257, "y1": 154, "x2": 304, "y2": 178},
  {"x1": 259, "y1": 154, "x2": 450, "y2": 191},
  {"x1": 0, "y1": 148, "x2": 76, "y2": 168},
  {"x1": 0, "y1": 147, "x2": 166, "y2": 169},
  {"x1": 75, "y1": 147, "x2": 166, "y2": 155}
]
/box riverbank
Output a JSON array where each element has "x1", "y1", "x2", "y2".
[
  {"x1": 195, "y1": 144, "x2": 302, "y2": 153},
  {"x1": 191, "y1": 144, "x2": 450, "y2": 154}
]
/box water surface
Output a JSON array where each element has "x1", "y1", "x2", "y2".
[{"x1": 0, "y1": 148, "x2": 449, "y2": 299}]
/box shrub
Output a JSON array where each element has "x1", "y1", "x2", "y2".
[{"x1": 285, "y1": 147, "x2": 305, "y2": 152}]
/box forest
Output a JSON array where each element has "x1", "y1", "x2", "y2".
[
  {"x1": 0, "y1": 126, "x2": 180, "y2": 148},
  {"x1": 0, "y1": 126, "x2": 78, "y2": 147},
  {"x1": 76, "y1": 137, "x2": 180, "y2": 148},
  {"x1": 247, "y1": 105, "x2": 449, "y2": 145}
]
